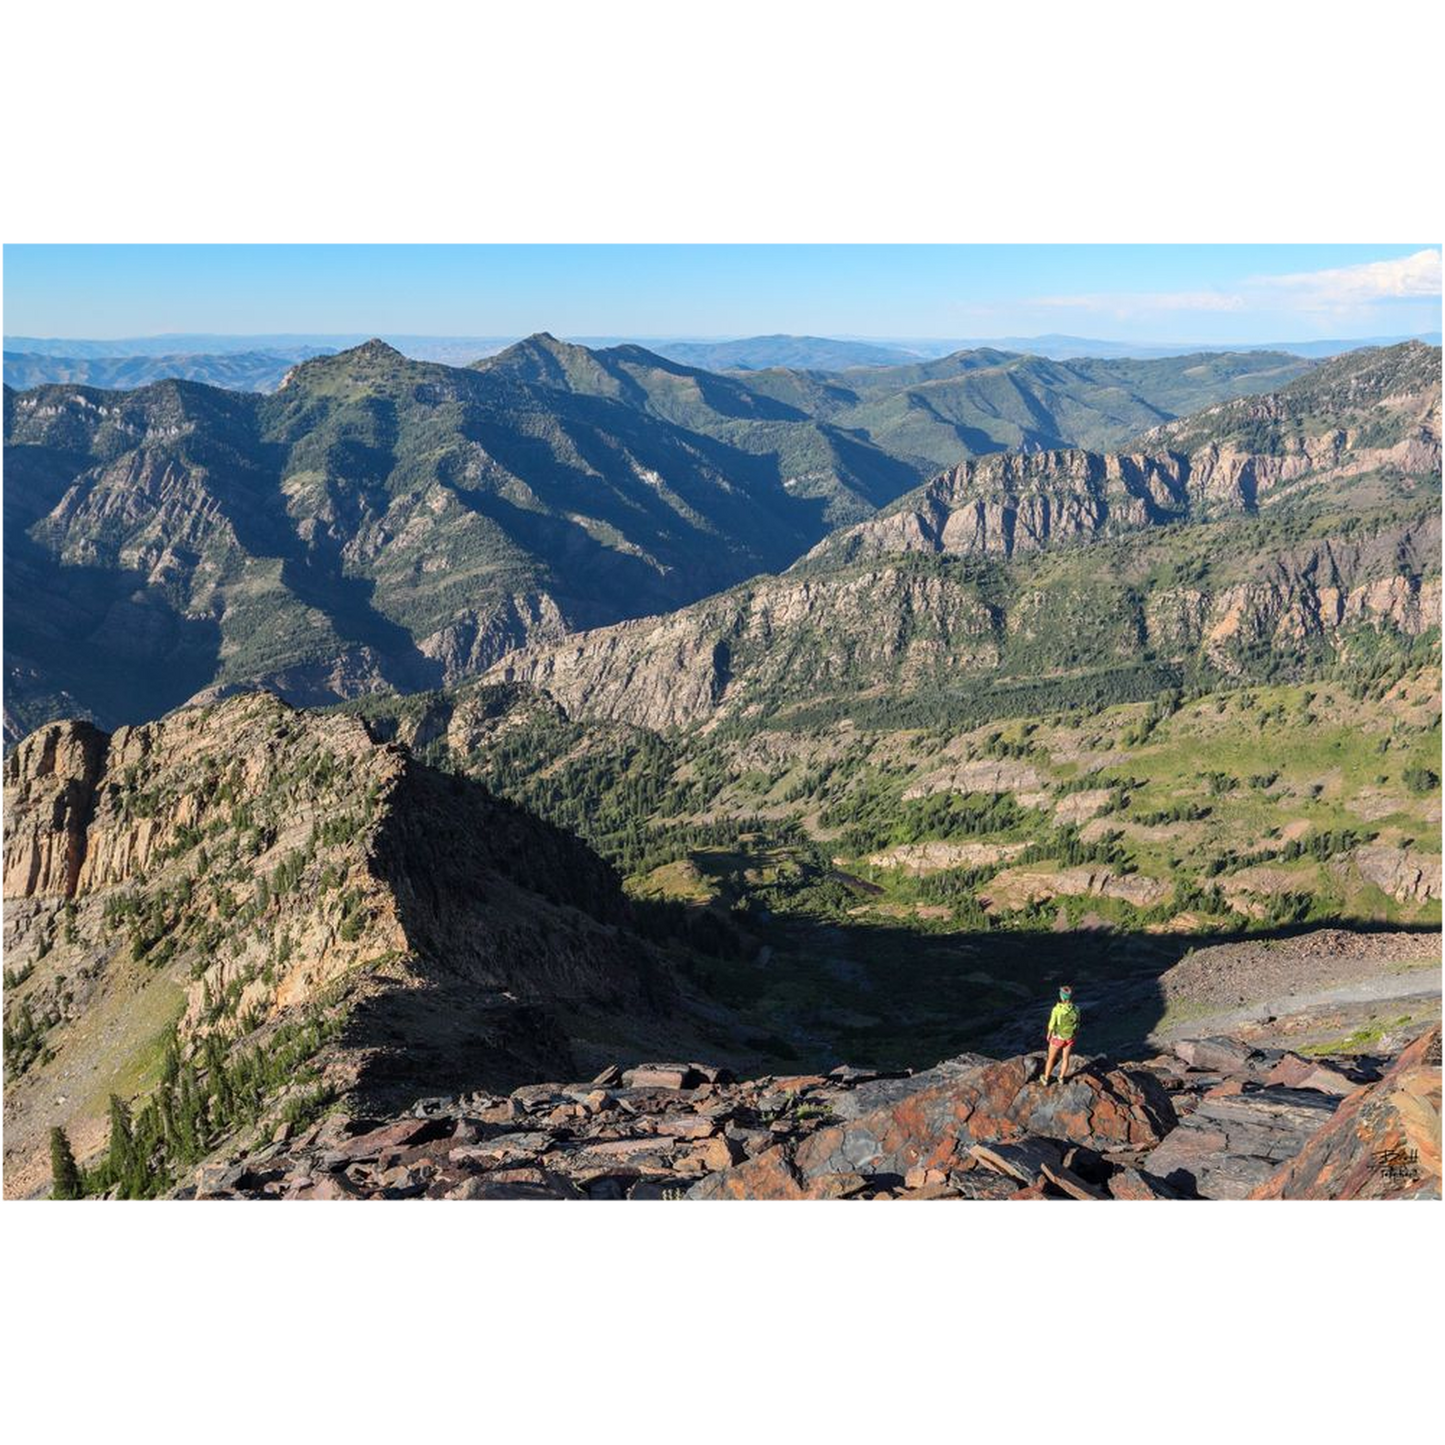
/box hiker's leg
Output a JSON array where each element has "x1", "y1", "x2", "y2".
[
  {"x1": 1042, "y1": 1039, "x2": 1061, "y2": 1082},
  {"x1": 1058, "y1": 1042, "x2": 1073, "y2": 1082}
]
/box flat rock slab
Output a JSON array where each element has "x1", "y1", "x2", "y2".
[
  {"x1": 569, "y1": 1136, "x2": 678, "y2": 1160},
  {"x1": 827, "y1": 1065, "x2": 907, "y2": 1085},
  {"x1": 829, "y1": 1053, "x2": 997, "y2": 1121},
  {"x1": 1143, "y1": 1086, "x2": 1339, "y2": 1199},
  {"x1": 448, "y1": 1132, "x2": 556, "y2": 1166},
  {"x1": 970, "y1": 1138, "x2": 1065, "y2": 1184},
  {"x1": 1172, "y1": 1037, "x2": 1283, "y2": 1079},
  {"x1": 508, "y1": 1084, "x2": 571, "y2": 1116},
  {"x1": 320, "y1": 1116, "x2": 452, "y2": 1167},
  {"x1": 1262, "y1": 1052, "x2": 1365, "y2": 1097},
  {"x1": 1040, "y1": 1160, "x2": 1107, "y2": 1201},
  {"x1": 795, "y1": 1056, "x2": 1176, "y2": 1180},
  {"x1": 622, "y1": 1064, "x2": 703, "y2": 1090},
  {"x1": 649, "y1": 1116, "x2": 719, "y2": 1140},
  {"x1": 1106, "y1": 1166, "x2": 1186, "y2": 1201}
]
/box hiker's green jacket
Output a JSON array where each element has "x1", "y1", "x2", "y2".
[{"x1": 1047, "y1": 1001, "x2": 1080, "y2": 1040}]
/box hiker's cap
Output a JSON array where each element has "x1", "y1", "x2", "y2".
[{"x1": 1059, "y1": 986, "x2": 1072, "y2": 1000}]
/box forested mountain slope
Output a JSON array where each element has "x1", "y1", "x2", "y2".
[
  {"x1": 487, "y1": 344, "x2": 1440, "y2": 730},
  {"x1": 3, "y1": 336, "x2": 1323, "y2": 742}
]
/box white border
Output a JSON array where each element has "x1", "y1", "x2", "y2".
[{"x1": 2, "y1": 3, "x2": 1442, "y2": 1440}]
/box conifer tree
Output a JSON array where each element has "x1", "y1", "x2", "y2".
[
  {"x1": 107, "y1": 1093, "x2": 135, "y2": 1187},
  {"x1": 50, "y1": 1126, "x2": 84, "y2": 1200}
]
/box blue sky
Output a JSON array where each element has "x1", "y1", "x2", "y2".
[{"x1": 4, "y1": 243, "x2": 1440, "y2": 343}]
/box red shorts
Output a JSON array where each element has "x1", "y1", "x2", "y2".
[{"x1": 1048, "y1": 1035, "x2": 1076, "y2": 1050}]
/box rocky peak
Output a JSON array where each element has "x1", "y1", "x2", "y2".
[
  {"x1": 278, "y1": 337, "x2": 413, "y2": 395},
  {"x1": 349, "y1": 337, "x2": 405, "y2": 361},
  {"x1": 1, "y1": 691, "x2": 670, "y2": 1195},
  {"x1": 470, "y1": 331, "x2": 601, "y2": 386}
]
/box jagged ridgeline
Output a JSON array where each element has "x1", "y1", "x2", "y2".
[
  {"x1": 1, "y1": 692, "x2": 682, "y2": 1197},
  {"x1": 4, "y1": 335, "x2": 1312, "y2": 742},
  {"x1": 488, "y1": 343, "x2": 1441, "y2": 729}
]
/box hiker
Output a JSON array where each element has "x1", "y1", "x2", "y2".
[{"x1": 1041, "y1": 985, "x2": 1080, "y2": 1085}]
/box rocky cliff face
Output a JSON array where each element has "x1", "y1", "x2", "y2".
[
  {"x1": 812, "y1": 344, "x2": 1441, "y2": 567},
  {"x1": 810, "y1": 449, "x2": 1193, "y2": 564},
  {"x1": 486, "y1": 516, "x2": 1437, "y2": 731},
  {"x1": 488, "y1": 567, "x2": 1006, "y2": 731},
  {"x1": 1148, "y1": 516, "x2": 1442, "y2": 670},
  {"x1": 2, "y1": 691, "x2": 670, "y2": 1196},
  {"x1": 2, "y1": 719, "x2": 108, "y2": 898}
]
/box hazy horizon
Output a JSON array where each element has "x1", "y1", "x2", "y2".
[{"x1": 5, "y1": 244, "x2": 1440, "y2": 346}]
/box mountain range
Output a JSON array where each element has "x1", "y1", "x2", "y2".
[
  {"x1": 2, "y1": 334, "x2": 1439, "y2": 1201},
  {"x1": 10, "y1": 331, "x2": 1439, "y2": 390},
  {"x1": 487, "y1": 342, "x2": 1442, "y2": 728},
  {"x1": 3, "y1": 335, "x2": 1321, "y2": 740},
  {"x1": 3, "y1": 347, "x2": 334, "y2": 393}
]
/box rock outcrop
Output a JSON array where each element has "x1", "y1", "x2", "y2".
[
  {"x1": 1250, "y1": 1025, "x2": 1442, "y2": 1200},
  {"x1": 2, "y1": 719, "x2": 107, "y2": 897},
  {"x1": 44, "y1": 1010, "x2": 1437, "y2": 1201},
  {"x1": 789, "y1": 1054, "x2": 1175, "y2": 1180},
  {"x1": 2, "y1": 692, "x2": 670, "y2": 1196},
  {"x1": 1344, "y1": 845, "x2": 1443, "y2": 904},
  {"x1": 1140, "y1": 1086, "x2": 1341, "y2": 1199}
]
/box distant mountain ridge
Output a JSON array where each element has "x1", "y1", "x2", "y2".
[
  {"x1": 0, "y1": 335, "x2": 1357, "y2": 739},
  {"x1": 3, "y1": 347, "x2": 334, "y2": 393},
  {"x1": 11, "y1": 330, "x2": 1437, "y2": 369},
  {"x1": 648, "y1": 335, "x2": 921, "y2": 370},
  {"x1": 3, "y1": 339, "x2": 846, "y2": 739},
  {"x1": 898, "y1": 332, "x2": 1443, "y2": 361},
  {"x1": 487, "y1": 343, "x2": 1442, "y2": 730},
  {"x1": 731, "y1": 348, "x2": 1315, "y2": 468}
]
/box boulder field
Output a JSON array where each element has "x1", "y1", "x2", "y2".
[{"x1": 172, "y1": 1024, "x2": 1441, "y2": 1202}]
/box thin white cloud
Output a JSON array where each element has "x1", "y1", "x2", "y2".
[
  {"x1": 1261, "y1": 248, "x2": 1441, "y2": 305},
  {"x1": 1031, "y1": 248, "x2": 1441, "y2": 320},
  {"x1": 1034, "y1": 289, "x2": 1245, "y2": 315}
]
